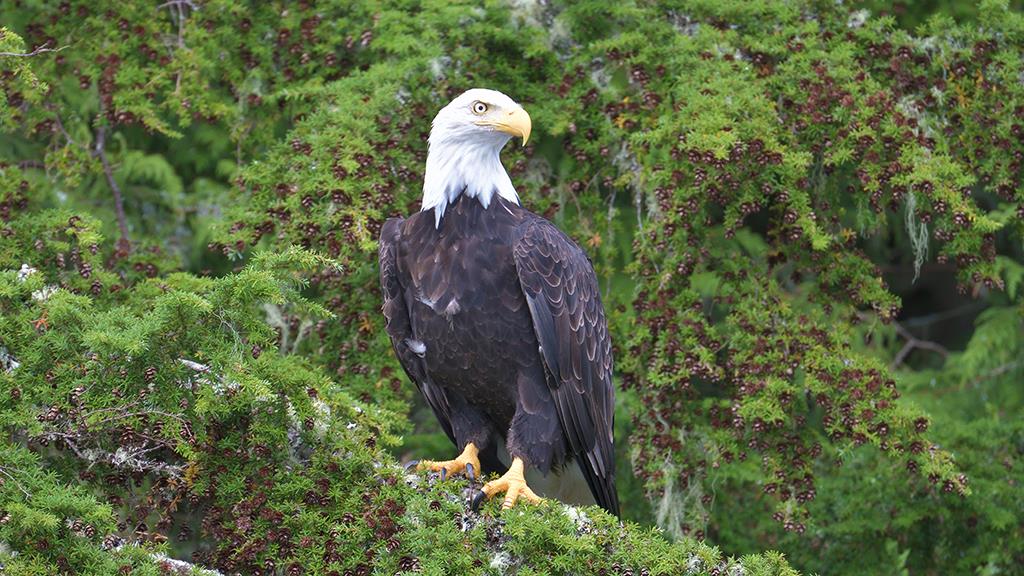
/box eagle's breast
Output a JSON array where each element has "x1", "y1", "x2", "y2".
[{"x1": 397, "y1": 194, "x2": 538, "y2": 426}]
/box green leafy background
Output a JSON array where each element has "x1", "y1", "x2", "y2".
[{"x1": 0, "y1": 0, "x2": 1022, "y2": 574}]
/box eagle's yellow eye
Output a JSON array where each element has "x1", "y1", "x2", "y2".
[{"x1": 472, "y1": 101, "x2": 488, "y2": 115}]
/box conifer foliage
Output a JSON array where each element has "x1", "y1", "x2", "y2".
[{"x1": 1, "y1": 1, "x2": 1022, "y2": 574}]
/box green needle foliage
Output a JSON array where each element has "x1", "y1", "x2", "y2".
[{"x1": 1, "y1": 0, "x2": 1022, "y2": 574}]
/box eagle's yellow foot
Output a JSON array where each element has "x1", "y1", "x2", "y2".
[
  {"x1": 474, "y1": 457, "x2": 542, "y2": 510},
  {"x1": 417, "y1": 442, "x2": 481, "y2": 481}
]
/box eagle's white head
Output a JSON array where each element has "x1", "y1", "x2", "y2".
[{"x1": 421, "y1": 88, "x2": 532, "y2": 227}]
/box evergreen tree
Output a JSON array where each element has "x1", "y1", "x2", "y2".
[{"x1": 1, "y1": 1, "x2": 1021, "y2": 574}]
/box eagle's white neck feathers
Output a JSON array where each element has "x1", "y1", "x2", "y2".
[{"x1": 421, "y1": 89, "x2": 526, "y2": 227}]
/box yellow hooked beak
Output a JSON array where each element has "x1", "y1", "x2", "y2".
[{"x1": 479, "y1": 107, "x2": 532, "y2": 146}]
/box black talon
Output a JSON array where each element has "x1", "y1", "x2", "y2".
[
  {"x1": 465, "y1": 462, "x2": 475, "y2": 482},
  {"x1": 471, "y1": 490, "x2": 486, "y2": 512},
  {"x1": 404, "y1": 459, "x2": 420, "y2": 472}
]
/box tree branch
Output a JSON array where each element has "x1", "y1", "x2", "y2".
[
  {"x1": 0, "y1": 465, "x2": 32, "y2": 499},
  {"x1": 150, "y1": 553, "x2": 223, "y2": 576},
  {"x1": 889, "y1": 320, "x2": 949, "y2": 370},
  {"x1": 38, "y1": 432, "x2": 185, "y2": 479},
  {"x1": 47, "y1": 109, "x2": 88, "y2": 152},
  {"x1": 156, "y1": 0, "x2": 198, "y2": 10},
  {"x1": 0, "y1": 41, "x2": 68, "y2": 58},
  {"x1": 93, "y1": 126, "x2": 132, "y2": 251},
  {"x1": 157, "y1": 0, "x2": 195, "y2": 92},
  {"x1": 856, "y1": 311, "x2": 949, "y2": 370},
  {"x1": 901, "y1": 301, "x2": 986, "y2": 328},
  {"x1": 103, "y1": 541, "x2": 223, "y2": 575},
  {"x1": 970, "y1": 360, "x2": 1020, "y2": 387}
]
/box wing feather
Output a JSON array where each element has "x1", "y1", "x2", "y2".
[
  {"x1": 513, "y1": 218, "x2": 619, "y2": 516},
  {"x1": 379, "y1": 218, "x2": 456, "y2": 445}
]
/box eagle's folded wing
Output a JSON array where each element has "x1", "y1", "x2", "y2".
[
  {"x1": 513, "y1": 218, "x2": 619, "y2": 516},
  {"x1": 379, "y1": 217, "x2": 456, "y2": 445}
]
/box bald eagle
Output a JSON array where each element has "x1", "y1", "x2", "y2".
[{"x1": 379, "y1": 89, "x2": 618, "y2": 515}]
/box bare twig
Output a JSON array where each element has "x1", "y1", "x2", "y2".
[
  {"x1": 0, "y1": 465, "x2": 32, "y2": 498},
  {"x1": 85, "y1": 409, "x2": 195, "y2": 444},
  {"x1": 88, "y1": 410, "x2": 171, "y2": 429},
  {"x1": 0, "y1": 41, "x2": 68, "y2": 58},
  {"x1": 856, "y1": 311, "x2": 949, "y2": 370},
  {"x1": 50, "y1": 110, "x2": 85, "y2": 150},
  {"x1": 93, "y1": 126, "x2": 132, "y2": 249},
  {"x1": 901, "y1": 301, "x2": 986, "y2": 328},
  {"x1": 175, "y1": 3, "x2": 185, "y2": 49},
  {"x1": 157, "y1": 0, "x2": 195, "y2": 92},
  {"x1": 81, "y1": 400, "x2": 143, "y2": 420},
  {"x1": 970, "y1": 360, "x2": 1021, "y2": 387},
  {"x1": 889, "y1": 320, "x2": 949, "y2": 370},
  {"x1": 156, "y1": 0, "x2": 198, "y2": 9},
  {"x1": 909, "y1": 359, "x2": 1021, "y2": 398}
]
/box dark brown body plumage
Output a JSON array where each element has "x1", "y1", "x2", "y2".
[{"x1": 379, "y1": 193, "x2": 618, "y2": 515}]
